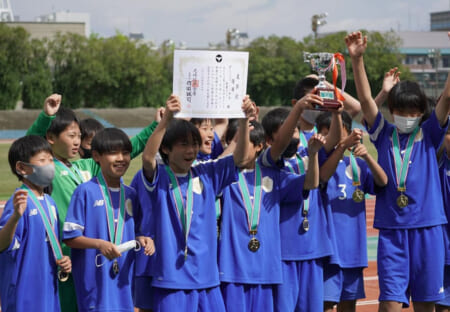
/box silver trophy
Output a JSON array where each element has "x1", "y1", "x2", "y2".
[{"x1": 303, "y1": 52, "x2": 341, "y2": 110}]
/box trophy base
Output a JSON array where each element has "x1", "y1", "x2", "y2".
[{"x1": 314, "y1": 87, "x2": 341, "y2": 111}]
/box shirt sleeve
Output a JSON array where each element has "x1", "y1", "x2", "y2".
[
  {"x1": 63, "y1": 187, "x2": 86, "y2": 240},
  {"x1": 279, "y1": 169, "x2": 307, "y2": 204},
  {"x1": 26, "y1": 111, "x2": 55, "y2": 137},
  {"x1": 130, "y1": 121, "x2": 159, "y2": 159}
]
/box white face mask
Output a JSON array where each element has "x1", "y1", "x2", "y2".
[
  {"x1": 393, "y1": 114, "x2": 422, "y2": 134},
  {"x1": 301, "y1": 110, "x2": 322, "y2": 125}
]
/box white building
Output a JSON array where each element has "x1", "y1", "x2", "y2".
[{"x1": 36, "y1": 11, "x2": 90, "y2": 37}]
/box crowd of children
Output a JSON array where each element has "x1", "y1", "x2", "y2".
[{"x1": 0, "y1": 31, "x2": 449, "y2": 312}]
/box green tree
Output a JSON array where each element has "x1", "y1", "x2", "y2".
[
  {"x1": 22, "y1": 38, "x2": 53, "y2": 109},
  {"x1": 0, "y1": 24, "x2": 30, "y2": 109}
]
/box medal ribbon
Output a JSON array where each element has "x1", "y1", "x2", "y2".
[
  {"x1": 238, "y1": 162, "x2": 262, "y2": 233},
  {"x1": 350, "y1": 152, "x2": 361, "y2": 187},
  {"x1": 20, "y1": 184, "x2": 63, "y2": 261},
  {"x1": 392, "y1": 127, "x2": 419, "y2": 192},
  {"x1": 97, "y1": 174, "x2": 126, "y2": 245},
  {"x1": 286, "y1": 154, "x2": 310, "y2": 215},
  {"x1": 165, "y1": 166, "x2": 193, "y2": 244},
  {"x1": 54, "y1": 158, "x2": 84, "y2": 185},
  {"x1": 299, "y1": 127, "x2": 317, "y2": 149}
]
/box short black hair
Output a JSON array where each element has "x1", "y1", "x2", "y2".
[
  {"x1": 160, "y1": 119, "x2": 202, "y2": 164},
  {"x1": 387, "y1": 81, "x2": 428, "y2": 114},
  {"x1": 316, "y1": 111, "x2": 353, "y2": 134},
  {"x1": 91, "y1": 128, "x2": 132, "y2": 155},
  {"x1": 225, "y1": 119, "x2": 239, "y2": 145},
  {"x1": 80, "y1": 118, "x2": 104, "y2": 140},
  {"x1": 190, "y1": 118, "x2": 212, "y2": 127},
  {"x1": 249, "y1": 120, "x2": 266, "y2": 149},
  {"x1": 47, "y1": 107, "x2": 80, "y2": 137},
  {"x1": 261, "y1": 107, "x2": 290, "y2": 140},
  {"x1": 8, "y1": 135, "x2": 53, "y2": 181},
  {"x1": 293, "y1": 77, "x2": 319, "y2": 100}
]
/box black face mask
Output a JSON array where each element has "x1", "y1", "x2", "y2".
[
  {"x1": 80, "y1": 146, "x2": 92, "y2": 159},
  {"x1": 282, "y1": 138, "x2": 300, "y2": 158}
]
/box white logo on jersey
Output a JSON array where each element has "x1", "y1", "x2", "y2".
[
  {"x1": 60, "y1": 170, "x2": 69, "y2": 176},
  {"x1": 93, "y1": 200, "x2": 104, "y2": 207},
  {"x1": 262, "y1": 177, "x2": 273, "y2": 193},
  {"x1": 29, "y1": 209, "x2": 38, "y2": 216},
  {"x1": 440, "y1": 286, "x2": 444, "y2": 294},
  {"x1": 446, "y1": 170, "x2": 450, "y2": 177},
  {"x1": 192, "y1": 177, "x2": 203, "y2": 194}
]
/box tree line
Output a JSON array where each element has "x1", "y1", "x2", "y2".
[{"x1": 0, "y1": 23, "x2": 411, "y2": 110}]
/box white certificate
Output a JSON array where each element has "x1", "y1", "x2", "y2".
[{"x1": 173, "y1": 50, "x2": 249, "y2": 118}]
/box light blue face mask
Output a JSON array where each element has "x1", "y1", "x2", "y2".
[{"x1": 19, "y1": 162, "x2": 55, "y2": 187}]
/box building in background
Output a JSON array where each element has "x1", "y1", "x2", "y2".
[
  {"x1": 431, "y1": 10, "x2": 450, "y2": 31},
  {"x1": 36, "y1": 11, "x2": 90, "y2": 37}
]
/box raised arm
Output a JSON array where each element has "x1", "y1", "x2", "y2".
[
  {"x1": 345, "y1": 32, "x2": 379, "y2": 128},
  {"x1": 0, "y1": 190, "x2": 27, "y2": 252},
  {"x1": 233, "y1": 96, "x2": 256, "y2": 167},
  {"x1": 26, "y1": 93, "x2": 61, "y2": 136},
  {"x1": 435, "y1": 34, "x2": 450, "y2": 126},
  {"x1": 352, "y1": 143, "x2": 388, "y2": 187},
  {"x1": 129, "y1": 107, "x2": 162, "y2": 159},
  {"x1": 303, "y1": 134, "x2": 326, "y2": 190},
  {"x1": 323, "y1": 109, "x2": 343, "y2": 153},
  {"x1": 270, "y1": 93, "x2": 323, "y2": 161},
  {"x1": 142, "y1": 95, "x2": 181, "y2": 181},
  {"x1": 319, "y1": 129, "x2": 363, "y2": 183},
  {"x1": 374, "y1": 67, "x2": 400, "y2": 107}
]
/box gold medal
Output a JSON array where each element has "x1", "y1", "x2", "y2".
[
  {"x1": 248, "y1": 237, "x2": 260, "y2": 252},
  {"x1": 57, "y1": 270, "x2": 69, "y2": 282},
  {"x1": 112, "y1": 259, "x2": 119, "y2": 275},
  {"x1": 302, "y1": 217, "x2": 310, "y2": 232},
  {"x1": 352, "y1": 188, "x2": 365, "y2": 203},
  {"x1": 397, "y1": 194, "x2": 408, "y2": 208}
]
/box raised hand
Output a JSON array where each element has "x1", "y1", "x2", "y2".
[
  {"x1": 12, "y1": 189, "x2": 28, "y2": 219},
  {"x1": 345, "y1": 31, "x2": 368, "y2": 58},
  {"x1": 56, "y1": 255, "x2": 72, "y2": 273},
  {"x1": 382, "y1": 67, "x2": 401, "y2": 94},
  {"x1": 154, "y1": 107, "x2": 165, "y2": 123},
  {"x1": 307, "y1": 133, "x2": 326, "y2": 155},
  {"x1": 242, "y1": 95, "x2": 257, "y2": 120},
  {"x1": 341, "y1": 128, "x2": 363, "y2": 150},
  {"x1": 163, "y1": 95, "x2": 181, "y2": 122},
  {"x1": 43, "y1": 93, "x2": 62, "y2": 116}
]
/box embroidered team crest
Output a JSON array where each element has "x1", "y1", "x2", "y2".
[
  {"x1": 126, "y1": 199, "x2": 133, "y2": 216},
  {"x1": 345, "y1": 163, "x2": 361, "y2": 180},
  {"x1": 192, "y1": 177, "x2": 203, "y2": 194},
  {"x1": 262, "y1": 177, "x2": 273, "y2": 193},
  {"x1": 80, "y1": 170, "x2": 91, "y2": 182}
]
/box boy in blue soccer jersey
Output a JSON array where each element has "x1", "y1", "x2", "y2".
[
  {"x1": 0, "y1": 135, "x2": 71, "y2": 312},
  {"x1": 261, "y1": 98, "x2": 342, "y2": 312},
  {"x1": 63, "y1": 128, "x2": 155, "y2": 312},
  {"x1": 138, "y1": 94, "x2": 255, "y2": 312},
  {"x1": 437, "y1": 124, "x2": 450, "y2": 312},
  {"x1": 346, "y1": 31, "x2": 450, "y2": 311},
  {"x1": 317, "y1": 111, "x2": 388, "y2": 312},
  {"x1": 218, "y1": 116, "x2": 325, "y2": 312}
]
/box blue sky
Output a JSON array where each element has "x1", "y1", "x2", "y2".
[{"x1": 11, "y1": 0, "x2": 450, "y2": 47}]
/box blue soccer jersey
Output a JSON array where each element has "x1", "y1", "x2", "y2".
[
  {"x1": 130, "y1": 170, "x2": 154, "y2": 278},
  {"x1": 218, "y1": 150, "x2": 307, "y2": 284},
  {"x1": 63, "y1": 179, "x2": 137, "y2": 312},
  {"x1": 366, "y1": 111, "x2": 448, "y2": 229},
  {"x1": 138, "y1": 155, "x2": 238, "y2": 290},
  {"x1": 280, "y1": 151, "x2": 334, "y2": 261},
  {"x1": 0, "y1": 192, "x2": 61, "y2": 312},
  {"x1": 325, "y1": 156, "x2": 375, "y2": 268},
  {"x1": 440, "y1": 153, "x2": 450, "y2": 264}
]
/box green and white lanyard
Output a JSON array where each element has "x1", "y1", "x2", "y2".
[
  {"x1": 392, "y1": 127, "x2": 419, "y2": 194},
  {"x1": 20, "y1": 184, "x2": 63, "y2": 261},
  {"x1": 350, "y1": 152, "x2": 360, "y2": 187},
  {"x1": 165, "y1": 166, "x2": 194, "y2": 260},
  {"x1": 54, "y1": 158, "x2": 84, "y2": 185},
  {"x1": 299, "y1": 127, "x2": 317, "y2": 149},
  {"x1": 97, "y1": 173, "x2": 126, "y2": 246},
  {"x1": 285, "y1": 154, "x2": 310, "y2": 217},
  {"x1": 238, "y1": 163, "x2": 262, "y2": 236}
]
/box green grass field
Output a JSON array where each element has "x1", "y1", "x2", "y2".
[{"x1": 0, "y1": 135, "x2": 377, "y2": 201}]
